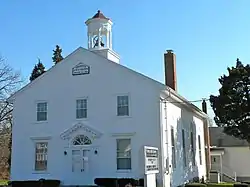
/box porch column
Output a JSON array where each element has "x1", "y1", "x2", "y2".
[{"x1": 220, "y1": 154, "x2": 223, "y2": 182}]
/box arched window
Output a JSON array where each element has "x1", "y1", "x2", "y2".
[{"x1": 72, "y1": 135, "x2": 92, "y2": 145}]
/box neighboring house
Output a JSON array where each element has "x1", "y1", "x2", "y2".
[
  {"x1": 209, "y1": 127, "x2": 250, "y2": 182},
  {"x1": 8, "y1": 10, "x2": 209, "y2": 186}
]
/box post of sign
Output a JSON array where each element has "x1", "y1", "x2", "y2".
[{"x1": 144, "y1": 146, "x2": 159, "y2": 187}]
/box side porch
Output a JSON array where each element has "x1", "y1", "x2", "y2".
[{"x1": 209, "y1": 147, "x2": 237, "y2": 183}]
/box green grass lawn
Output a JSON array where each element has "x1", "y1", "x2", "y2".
[
  {"x1": 186, "y1": 182, "x2": 241, "y2": 187},
  {"x1": 207, "y1": 183, "x2": 235, "y2": 186},
  {"x1": 0, "y1": 180, "x2": 8, "y2": 185}
]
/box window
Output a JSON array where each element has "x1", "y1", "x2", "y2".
[
  {"x1": 182, "y1": 129, "x2": 187, "y2": 167},
  {"x1": 35, "y1": 142, "x2": 48, "y2": 171},
  {"x1": 37, "y1": 102, "x2": 47, "y2": 121},
  {"x1": 170, "y1": 127, "x2": 176, "y2": 168},
  {"x1": 72, "y1": 135, "x2": 92, "y2": 145},
  {"x1": 116, "y1": 139, "x2": 131, "y2": 170},
  {"x1": 198, "y1": 135, "x2": 202, "y2": 165},
  {"x1": 190, "y1": 131, "x2": 195, "y2": 166},
  {"x1": 76, "y1": 99, "x2": 87, "y2": 119},
  {"x1": 117, "y1": 96, "x2": 129, "y2": 116}
]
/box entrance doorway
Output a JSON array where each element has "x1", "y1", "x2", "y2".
[
  {"x1": 211, "y1": 155, "x2": 221, "y2": 171},
  {"x1": 70, "y1": 134, "x2": 93, "y2": 184},
  {"x1": 72, "y1": 149, "x2": 91, "y2": 173}
]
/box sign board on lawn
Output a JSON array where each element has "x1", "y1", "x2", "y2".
[{"x1": 144, "y1": 146, "x2": 159, "y2": 174}]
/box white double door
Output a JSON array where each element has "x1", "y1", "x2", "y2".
[{"x1": 72, "y1": 148, "x2": 91, "y2": 173}]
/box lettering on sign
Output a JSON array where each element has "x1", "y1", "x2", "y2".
[
  {"x1": 72, "y1": 63, "x2": 90, "y2": 76},
  {"x1": 144, "y1": 146, "x2": 159, "y2": 174}
]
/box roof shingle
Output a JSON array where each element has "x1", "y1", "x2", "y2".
[
  {"x1": 209, "y1": 127, "x2": 248, "y2": 147},
  {"x1": 92, "y1": 10, "x2": 109, "y2": 20}
]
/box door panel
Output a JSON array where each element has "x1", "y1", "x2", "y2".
[
  {"x1": 70, "y1": 147, "x2": 94, "y2": 185},
  {"x1": 82, "y1": 149, "x2": 90, "y2": 172},
  {"x1": 72, "y1": 150, "x2": 82, "y2": 172},
  {"x1": 211, "y1": 155, "x2": 221, "y2": 171},
  {"x1": 72, "y1": 149, "x2": 91, "y2": 173}
]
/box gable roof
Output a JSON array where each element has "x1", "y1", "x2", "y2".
[
  {"x1": 209, "y1": 127, "x2": 248, "y2": 147},
  {"x1": 7, "y1": 47, "x2": 82, "y2": 102},
  {"x1": 7, "y1": 47, "x2": 208, "y2": 119}
]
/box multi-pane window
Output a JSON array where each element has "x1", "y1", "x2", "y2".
[
  {"x1": 198, "y1": 135, "x2": 202, "y2": 165},
  {"x1": 171, "y1": 127, "x2": 176, "y2": 168},
  {"x1": 76, "y1": 99, "x2": 87, "y2": 119},
  {"x1": 117, "y1": 96, "x2": 129, "y2": 116},
  {"x1": 182, "y1": 129, "x2": 187, "y2": 167},
  {"x1": 35, "y1": 142, "x2": 48, "y2": 171},
  {"x1": 190, "y1": 131, "x2": 195, "y2": 166},
  {"x1": 37, "y1": 102, "x2": 47, "y2": 121},
  {"x1": 116, "y1": 139, "x2": 131, "y2": 170}
]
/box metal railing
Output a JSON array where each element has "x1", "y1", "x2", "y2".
[{"x1": 209, "y1": 163, "x2": 237, "y2": 182}]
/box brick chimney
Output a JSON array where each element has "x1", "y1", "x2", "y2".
[{"x1": 164, "y1": 50, "x2": 177, "y2": 91}]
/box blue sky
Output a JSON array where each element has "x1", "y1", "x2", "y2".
[{"x1": 1, "y1": 1, "x2": 250, "y2": 120}]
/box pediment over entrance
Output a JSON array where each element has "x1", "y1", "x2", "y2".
[{"x1": 60, "y1": 122, "x2": 103, "y2": 140}]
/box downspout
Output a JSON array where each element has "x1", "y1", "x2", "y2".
[
  {"x1": 164, "y1": 101, "x2": 170, "y2": 176},
  {"x1": 159, "y1": 97, "x2": 165, "y2": 187},
  {"x1": 160, "y1": 89, "x2": 171, "y2": 187},
  {"x1": 204, "y1": 118, "x2": 211, "y2": 181}
]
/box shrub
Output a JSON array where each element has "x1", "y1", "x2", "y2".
[
  {"x1": 0, "y1": 180, "x2": 8, "y2": 186},
  {"x1": 11, "y1": 180, "x2": 38, "y2": 187},
  {"x1": 185, "y1": 183, "x2": 207, "y2": 187},
  {"x1": 94, "y1": 178, "x2": 142, "y2": 187},
  {"x1": 41, "y1": 179, "x2": 60, "y2": 187},
  {"x1": 118, "y1": 178, "x2": 136, "y2": 187},
  {"x1": 94, "y1": 178, "x2": 118, "y2": 187},
  {"x1": 192, "y1": 177, "x2": 201, "y2": 183},
  {"x1": 138, "y1": 178, "x2": 144, "y2": 186},
  {"x1": 234, "y1": 184, "x2": 248, "y2": 187},
  {"x1": 11, "y1": 179, "x2": 60, "y2": 187},
  {"x1": 207, "y1": 183, "x2": 236, "y2": 187},
  {"x1": 242, "y1": 182, "x2": 250, "y2": 185}
]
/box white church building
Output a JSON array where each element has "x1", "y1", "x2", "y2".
[{"x1": 8, "y1": 10, "x2": 209, "y2": 187}]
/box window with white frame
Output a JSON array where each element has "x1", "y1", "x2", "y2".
[
  {"x1": 37, "y1": 102, "x2": 47, "y2": 121},
  {"x1": 198, "y1": 135, "x2": 202, "y2": 165},
  {"x1": 190, "y1": 131, "x2": 195, "y2": 166},
  {"x1": 116, "y1": 139, "x2": 131, "y2": 170},
  {"x1": 35, "y1": 142, "x2": 48, "y2": 171},
  {"x1": 170, "y1": 127, "x2": 176, "y2": 168},
  {"x1": 76, "y1": 99, "x2": 87, "y2": 119},
  {"x1": 117, "y1": 95, "x2": 129, "y2": 116},
  {"x1": 182, "y1": 129, "x2": 187, "y2": 167}
]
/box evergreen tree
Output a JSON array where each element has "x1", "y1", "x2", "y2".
[
  {"x1": 29, "y1": 58, "x2": 46, "y2": 81},
  {"x1": 210, "y1": 58, "x2": 250, "y2": 142},
  {"x1": 52, "y1": 45, "x2": 64, "y2": 64}
]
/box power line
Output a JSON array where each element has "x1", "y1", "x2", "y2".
[{"x1": 164, "y1": 98, "x2": 210, "y2": 104}]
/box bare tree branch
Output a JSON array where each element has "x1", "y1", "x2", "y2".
[
  {"x1": 0, "y1": 56, "x2": 22, "y2": 179},
  {"x1": 0, "y1": 57, "x2": 22, "y2": 100}
]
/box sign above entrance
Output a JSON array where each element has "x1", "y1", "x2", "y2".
[
  {"x1": 144, "y1": 146, "x2": 159, "y2": 174},
  {"x1": 72, "y1": 62, "x2": 90, "y2": 76}
]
